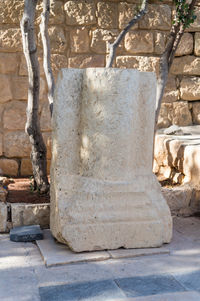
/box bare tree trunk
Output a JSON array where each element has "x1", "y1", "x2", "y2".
[
  {"x1": 106, "y1": 0, "x2": 148, "y2": 68},
  {"x1": 21, "y1": 0, "x2": 49, "y2": 194},
  {"x1": 40, "y1": 0, "x2": 54, "y2": 116}
]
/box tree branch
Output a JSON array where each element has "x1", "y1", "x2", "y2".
[
  {"x1": 106, "y1": 0, "x2": 148, "y2": 68},
  {"x1": 40, "y1": 0, "x2": 54, "y2": 116}
]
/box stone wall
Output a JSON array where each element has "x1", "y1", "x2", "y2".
[{"x1": 0, "y1": 0, "x2": 200, "y2": 176}]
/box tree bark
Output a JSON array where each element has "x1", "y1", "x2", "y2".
[
  {"x1": 106, "y1": 0, "x2": 148, "y2": 68},
  {"x1": 40, "y1": 0, "x2": 54, "y2": 116},
  {"x1": 21, "y1": 0, "x2": 49, "y2": 194}
]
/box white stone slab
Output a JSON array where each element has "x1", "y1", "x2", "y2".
[
  {"x1": 36, "y1": 230, "x2": 111, "y2": 267},
  {"x1": 108, "y1": 247, "x2": 169, "y2": 259}
]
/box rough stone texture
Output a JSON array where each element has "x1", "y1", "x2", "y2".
[
  {"x1": 64, "y1": 0, "x2": 96, "y2": 25},
  {"x1": 162, "y1": 76, "x2": 179, "y2": 103},
  {"x1": 192, "y1": 102, "x2": 200, "y2": 124},
  {"x1": 19, "y1": 55, "x2": 45, "y2": 76},
  {"x1": 51, "y1": 68, "x2": 172, "y2": 252},
  {"x1": 0, "y1": 134, "x2": 2, "y2": 156},
  {"x1": 119, "y1": 3, "x2": 138, "y2": 29},
  {"x1": 0, "y1": 75, "x2": 12, "y2": 103},
  {"x1": 154, "y1": 126, "x2": 200, "y2": 187},
  {"x1": 70, "y1": 27, "x2": 89, "y2": 53},
  {"x1": 139, "y1": 4, "x2": 171, "y2": 30},
  {"x1": 116, "y1": 56, "x2": 160, "y2": 75},
  {"x1": 0, "y1": 202, "x2": 7, "y2": 232},
  {"x1": 0, "y1": 159, "x2": 18, "y2": 176},
  {"x1": 40, "y1": 102, "x2": 52, "y2": 132},
  {"x1": 124, "y1": 31, "x2": 154, "y2": 54},
  {"x1": 175, "y1": 33, "x2": 193, "y2": 57},
  {"x1": 172, "y1": 102, "x2": 192, "y2": 126},
  {"x1": 180, "y1": 77, "x2": 200, "y2": 101},
  {"x1": 11, "y1": 204, "x2": 50, "y2": 229},
  {"x1": 0, "y1": 0, "x2": 24, "y2": 24},
  {"x1": 91, "y1": 29, "x2": 121, "y2": 54},
  {"x1": 171, "y1": 56, "x2": 200, "y2": 75},
  {"x1": 154, "y1": 32, "x2": 167, "y2": 55},
  {"x1": 0, "y1": 186, "x2": 7, "y2": 202},
  {"x1": 10, "y1": 225, "x2": 43, "y2": 242},
  {"x1": 37, "y1": 0, "x2": 64, "y2": 25},
  {"x1": 4, "y1": 131, "x2": 31, "y2": 158},
  {"x1": 157, "y1": 103, "x2": 173, "y2": 129},
  {"x1": 51, "y1": 54, "x2": 68, "y2": 75},
  {"x1": 3, "y1": 101, "x2": 26, "y2": 130},
  {"x1": 97, "y1": 2, "x2": 118, "y2": 29},
  {"x1": 68, "y1": 55, "x2": 105, "y2": 68},
  {"x1": 187, "y1": 7, "x2": 200, "y2": 32},
  {"x1": 47, "y1": 26, "x2": 67, "y2": 54},
  {"x1": 194, "y1": 32, "x2": 200, "y2": 56},
  {"x1": 0, "y1": 28, "x2": 22, "y2": 52}
]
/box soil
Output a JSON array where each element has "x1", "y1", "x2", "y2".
[{"x1": 7, "y1": 178, "x2": 50, "y2": 204}]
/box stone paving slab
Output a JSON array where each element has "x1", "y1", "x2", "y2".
[
  {"x1": 113, "y1": 291, "x2": 200, "y2": 300},
  {"x1": 36, "y1": 230, "x2": 111, "y2": 267},
  {"x1": 37, "y1": 230, "x2": 170, "y2": 267}
]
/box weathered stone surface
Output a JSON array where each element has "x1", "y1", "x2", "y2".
[
  {"x1": 0, "y1": 75, "x2": 12, "y2": 103},
  {"x1": 11, "y1": 76, "x2": 28, "y2": 100},
  {"x1": 0, "y1": 53, "x2": 18, "y2": 74},
  {"x1": 0, "y1": 202, "x2": 7, "y2": 232},
  {"x1": 3, "y1": 101, "x2": 26, "y2": 130},
  {"x1": 64, "y1": 0, "x2": 96, "y2": 25},
  {"x1": 0, "y1": 186, "x2": 7, "y2": 203},
  {"x1": 21, "y1": 158, "x2": 51, "y2": 176},
  {"x1": 70, "y1": 27, "x2": 89, "y2": 53},
  {"x1": 37, "y1": 0, "x2": 64, "y2": 25},
  {"x1": 97, "y1": 2, "x2": 118, "y2": 29},
  {"x1": 40, "y1": 26, "x2": 67, "y2": 54},
  {"x1": 192, "y1": 102, "x2": 200, "y2": 124},
  {"x1": 40, "y1": 103, "x2": 52, "y2": 132},
  {"x1": 51, "y1": 54, "x2": 68, "y2": 75},
  {"x1": 0, "y1": 134, "x2": 2, "y2": 156},
  {"x1": 10, "y1": 225, "x2": 43, "y2": 242},
  {"x1": 0, "y1": 159, "x2": 18, "y2": 176},
  {"x1": 4, "y1": 131, "x2": 31, "y2": 158},
  {"x1": 175, "y1": 33, "x2": 193, "y2": 57},
  {"x1": 91, "y1": 29, "x2": 121, "y2": 54},
  {"x1": 194, "y1": 32, "x2": 200, "y2": 56},
  {"x1": 0, "y1": 0, "x2": 23, "y2": 24},
  {"x1": 119, "y1": 3, "x2": 138, "y2": 29},
  {"x1": 187, "y1": 7, "x2": 200, "y2": 32},
  {"x1": 19, "y1": 55, "x2": 44, "y2": 76},
  {"x1": 139, "y1": 4, "x2": 171, "y2": 30},
  {"x1": 68, "y1": 55, "x2": 105, "y2": 68},
  {"x1": 171, "y1": 56, "x2": 200, "y2": 75},
  {"x1": 157, "y1": 103, "x2": 173, "y2": 129},
  {"x1": 0, "y1": 28, "x2": 22, "y2": 52},
  {"x1": 51, "y1": 68, "x2": 172, "y2": 252},
  {"x1": 11, "y1": 204, "x2": 50, "y2": 229},
  {"x1": 116, "y1": 56, "x2": 160, "y2": 75},
  {"x1": 154, "y1": 32, "x2": 167, "y2": 54},
  {"x1": 162, "y1": 76, "x2": 179, "y2": 103},
  {"x1": 173, "y1": 102, "x2": 192, "y2": 126},
  {"x1": 180, "y1": 77, "x2": 200, "y2": 101},
  {"x1": 154, "y1": 126, "x2": 200, "y2": 186},
  {"x1": 162, "y1": 186, "x2": 192, "y2": 214},
  {"x1": 124, "y1": 31, "x2": 154, "y2": 54}
]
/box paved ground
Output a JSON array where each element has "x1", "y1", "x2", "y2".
[{"x1": 1, "y1": 216, "x2": 200, "y2": 300}]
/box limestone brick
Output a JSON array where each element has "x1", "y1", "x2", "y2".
[
  {"x1": 70, "y1": 28, "x2": 89, "y2": 53},
  {"x1": 0, "y1": 134, "x2": 2, "y2": 156},
  {"x1": 139, "y1": 4, "x2": 171, "y2": 30},
  {"x1": 192, "y1": 102, "x2": 200, "y2": 124},
  {"x1": 0, "y1": 75, "x2": 12, "y2": 103},
  {"x1": 187, "y1": 7, "x2": 200, "y2": 32},
  {"x1": 4, "y1": 131, "x2": 31, "y2": 158},
  {"x1": 39, "y1": 26, "x2": 67, "y2": 54},
  {"x1": 3, "y1": 101, "x2": 26, "y2": 130},
  {"x1": 0, "y1": 0, "x2": 23, "y2": 24},
  {"x1": 116, "y1": 56, "x2": 160, "y2": 75},
  {"x1": 171, "y1": 56, "x2": 200, "y2": 75},
  {"x1": 64, "y1": 1, "x2": 96, "y2": 25},
  {"x1": 97, "y1": 2, "x2": 118, "y2": 29},
  {"x1": 51, "y1": 54, "x2": 68, "y2": 77},
  {"x1": 40, "y1": 103, "x2": 52, "y2": 132},
  {"x1": 0, "y1": 53, "x2": 18, "y2": 74},
  {"x1": 180, "y1": 77, "x2": 200, "y2": 101},
  {"x1": 91, "y1": 29, "x2": 122, "y2": 54},
  {"x1": 154, "y1": 32, "x2": 167, "y2": 54},
  {"x1": 19, "y1": 55, "x2": 44, "y2": 76},
  {"x1": 162, "y1": 76, "x2": 179, "y2": 103},
  {"x1": 0, "y1": 159, "x2": 18, "y2": 176},
  {"x1": 173, "y1": 101, "x2": 192, "y2": 126},
  {"x1": 124, "y1": 31, "x2": 154, "y2": 54},
  {"x1": 68, "y1": 55, "x2": 105, "y2": 68},
  {"x1": 0, "y1": 29, "x2": 22, "y2": 52},
  {"x1": 118, "y1": 3, "x2": 138, "y2": 30},
  {"x1": 37, "y1": 0, "x2": 64, "y2": 25},
  {"x1": 157, "y1": 103, "x2": 173, "y2": 129},
  {"x1": 194, "y1": 32, "x2": 200, "y2": 56},
  {"x1": 0, "y1": 203, "x2": 7, "y2": 232},
  {"x1": 175, "y1": 33, "x2": 193, "y2": 57}
]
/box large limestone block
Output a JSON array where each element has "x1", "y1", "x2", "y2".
[
  {"x1": 0, "y1": 203, "x2": 7, "y2": 232},
  {"x1": 51, "y1": 68, "x2": 172, "y2": 252}
]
